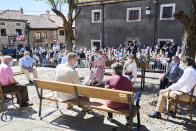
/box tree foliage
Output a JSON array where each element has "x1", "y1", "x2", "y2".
[{"x1": 37, "y1": 0, "x2": 80, "y2": 51}]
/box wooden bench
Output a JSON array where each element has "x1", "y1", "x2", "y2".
[{"x1": 34, "y1": 79, "x2": 141, "y2": 130}]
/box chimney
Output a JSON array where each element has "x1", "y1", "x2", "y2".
[
  {"x1": 20, "y1": 7, "x2": 23, "y2": 14},
  {"x1": 46, "y1": 10, "x2": 50, "y2": 19}
]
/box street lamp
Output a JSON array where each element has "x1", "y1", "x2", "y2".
[{"x1": 146, "y1": 6, "x2": 151, "y2": 15}]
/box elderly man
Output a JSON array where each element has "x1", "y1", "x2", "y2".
[
  {"x1": 160, "y1": 56, "x2": 183, "y2": 90},
  {"x1": 0, "y1": 56, "x2": 32, "y2": 107},
  {"x1": 55, "y1": 53, "x2": 81, "y2": 109},
  {"x1": 148, "y1": 56, "x2": 196, "y2": 118},
  {"x1": 20, "y1": 51, "x2": 38, "y2": 84}
]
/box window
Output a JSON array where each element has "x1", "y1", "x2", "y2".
[
  {"x1": 16, "y1": 29, "x2": 22, "y2": 35},
  {"x1": 160, "y1": 3, "x2": 176, "y2": 20},
  {"x1": 16, "y1": 23, "x2": 20, "y2": 26},
  {"x1": 59, "y1": 30, "x2": 64, "y2": 36},
  {"x1": 42, "y1": 32, "x2": 47, "y2": 38},
  {"x1": 0, "y1": 22, "x2": 5, "y2": 25},
  {"x1": 91, "y1": 9, "x2": 102, "y2": 23},
  {"x1": 35, "y1": 32, "x2": 41, "y2": 39},
  {"x1": 1, "y1": 29, "x2": 6, "y2": 36},
  {"x1": 126, "y1": 7, "x2": 141, "y2": 22},
  {"x1": 91, "y1": 40, "x2": 101, "y2": 50}
]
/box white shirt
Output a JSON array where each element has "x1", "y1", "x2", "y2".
[{"x1": 169, "y1": 66, "x2": 196, "y2": 96}]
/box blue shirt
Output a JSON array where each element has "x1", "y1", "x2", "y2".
[{"x1": 19, "y1": 57, "x2": 34, "y2": 68}]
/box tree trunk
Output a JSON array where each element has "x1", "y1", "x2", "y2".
[
  {"x1": 64, "y1": 22, "x2": 73, "y2": 51},
  {"x1": 181, "y1": 27, "x2": 196, "y2": 60}
]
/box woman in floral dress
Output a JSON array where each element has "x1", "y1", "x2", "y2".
[{"x1": 87, "y1": 51, "x2": 106, "y2": 86}]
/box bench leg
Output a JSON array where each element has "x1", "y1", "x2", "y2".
[
  {"x1": 39, "y1": 89, "x2": 43, "y2": 118},
  {"x1": 129, "y1": 117, "x2": 133, "y2": 131},
  {"x1": 137, "y1": 112, "x2": 140, "y2": 127}
]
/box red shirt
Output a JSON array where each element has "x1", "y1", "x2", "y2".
[{"x1": 105, "y1": 75, "x2": 133, "y2": 109}]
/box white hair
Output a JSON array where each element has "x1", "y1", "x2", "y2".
[{"x1": 2, "y1": 55, "x2": 12, "y2": 63}]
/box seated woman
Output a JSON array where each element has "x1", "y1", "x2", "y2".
[
  {"x1": 123, "y1": 54, "x2": 137, "y2": 82},
  {"x1": 105, "y1": 63, "x2": 133, "y2": 125}
]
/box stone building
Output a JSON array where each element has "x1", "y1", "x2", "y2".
[
  {"x1": 75, "y1": 0, "x2": 192, "y2": 49},
  {"x1": 41, "y1": 11, "x2": 75, "y2": 48},
  {"x1": 0, "y1": 10, "x2": 27, "y2": 50},
  {"x1": 24, "y1": 15, "x2": 58, "y2": 48}
]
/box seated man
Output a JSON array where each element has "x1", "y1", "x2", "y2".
[
  {"x1": 160, "y1": 56, "x2": 183, "y2": 90},
  {"x1": 20, "y1": 51, "x2": 38, "y2": 84},
  {"x1": 0, "y1": 56, "x2": 33, "y2": 107},
  {"x1": 105, "y1": 62, "x2": 133, "y2": 125},
  {"x1": 55, "y1": 53, "x2": 81, "y2": 108},
  {"x1": 148, "y1": 56, "x2": 196, "y2": 118}
]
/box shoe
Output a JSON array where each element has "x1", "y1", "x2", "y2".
[
  {"x1": 21, "y1": 102, "x2": 33, "y2": 107},
  {"x1": 164, "y1": 110, "x2": 176, "y2": 118},
  {"x1": 29, "y1": 81, "x2": 34, "y2": 84},
  {"x1": 107, "y1": 116, "x2": 113, "y2": 122},
  {"x1": 125, "y1": 120, "x2": 131, "y2": 126},
  {"x1": 148, "y1": 111, "x2": 161, "y2": 119}
]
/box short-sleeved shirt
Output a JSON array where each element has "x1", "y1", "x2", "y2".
[
  {"x1": 19, "y1": 57, "x2": 34, "y2": 68},
  {"x1": 0, "y1": 63, "x2": 14, "y2": 85}
]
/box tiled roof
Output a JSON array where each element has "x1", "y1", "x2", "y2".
[
  {"x1": 41, "y1": 14, "x2": 75, "y2": 28},
  {"x1": 0, "y1": 10, "x2": 26, "y2": 20},
  {"x1": 24, "y1": 15, "x2": 58, "y2": 29}
]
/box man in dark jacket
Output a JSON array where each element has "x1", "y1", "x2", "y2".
[{"x1": 160, "y1": 56, "x2": 183, "y2": 90}]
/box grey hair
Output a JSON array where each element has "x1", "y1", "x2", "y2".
[
  {"x1": 24, "y1": 51, "x2": 30, "y2": 55},
  {"x1": 68, "y1": 53, "x2": 78, "y2": 61},
  {"x1": 111, "y1": 62, "x2": 123, "y2": 75},
  {"x1": 2, "y1": 55, "x2": 12, "y2": 63}
]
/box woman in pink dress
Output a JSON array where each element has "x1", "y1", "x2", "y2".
[{"x1": 87, "y1": 51, "x2": 106, "y2": 86}]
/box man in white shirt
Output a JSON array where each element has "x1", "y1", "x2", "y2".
[
  {"x1": 148, "y1": 56, "x2": 196, "y2": 118},
  {"x1": 55, "y1": 53, "x2": 81, "y2": 102}
]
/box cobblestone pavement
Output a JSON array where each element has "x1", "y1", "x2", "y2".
[{"x1": 0, "y1": 67, "x2": 195, "y2": 131}]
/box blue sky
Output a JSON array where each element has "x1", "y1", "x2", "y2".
[{"x1": 0, "y1": 0, "x2": 68, "y2": 15}]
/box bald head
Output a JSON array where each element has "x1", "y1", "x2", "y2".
[{"x1": 24, "y1": 51, "x2": 30, "y2": 56}]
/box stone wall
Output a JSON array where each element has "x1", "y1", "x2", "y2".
[
  {"x1": 0, "y1": 20, "x2": 27, "y2": 49},
  {"x1": 75, "y1": 0, "x2": 192, "y2": 49}
]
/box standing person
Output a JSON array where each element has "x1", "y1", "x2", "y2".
[
  {"x1": 19, "y1": 51, "x2": 38, "y2": 84},
  {"x1": 0, "y1": 56, "x2": 33, "y2": 107},
  {"x1": 61, "y1": 51, "x2": 69, "y2": 64},
  {"x1": 148, "y1": 56, "x2": 196, "y2": 118},
  {"x1": 160, "y1": 56, "x2": 183, "y2": 90},
  {"x1": 86, "y1": 51, "x2": 105, "y2": 86},
  {"x1": 55, "y1": 53, "x2": 80, "y2": 109},
  {"x1": 123, "y1": 54, "x2": 137, "y2": 82},
  {"x1": 105, "y1": 63, "x2": 133, "y2": 125}
]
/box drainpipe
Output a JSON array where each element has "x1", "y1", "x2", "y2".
[
  {"x1": 153, "y1": 0, "x2": 159, "y2": 45},
  {"x1": 101, "y1": 3, "x2": 105, "y2": 48}
]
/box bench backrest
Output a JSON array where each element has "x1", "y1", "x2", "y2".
[{"x1": 34, "y1": 79, "x2": 134, "y2": 104}]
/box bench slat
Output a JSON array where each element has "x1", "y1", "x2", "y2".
[
  {"x1": 34, "y1": 79, "x2": 134, "y2": 104},
  {"x1": 42, "y1": 97, "x2": 140, "y2": 117}
]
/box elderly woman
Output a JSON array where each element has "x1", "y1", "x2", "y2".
[
  {"x1": 105, "y1": 63, "x2": 133, "y2": 125},
  {"x1": 123, "y1": 54, "x2": 137, "y2": 82}
]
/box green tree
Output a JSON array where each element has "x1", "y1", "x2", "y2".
[
  {"x1": 38, "y1": 0, "x2": 80, "y2": 51},
  {"x1": 174, "y1": 0, "x2": 196, "y2": 60}
]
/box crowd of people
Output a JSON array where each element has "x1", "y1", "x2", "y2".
[{"x1": 0, "y1": 39, "x2": 196, "y2": 125}]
